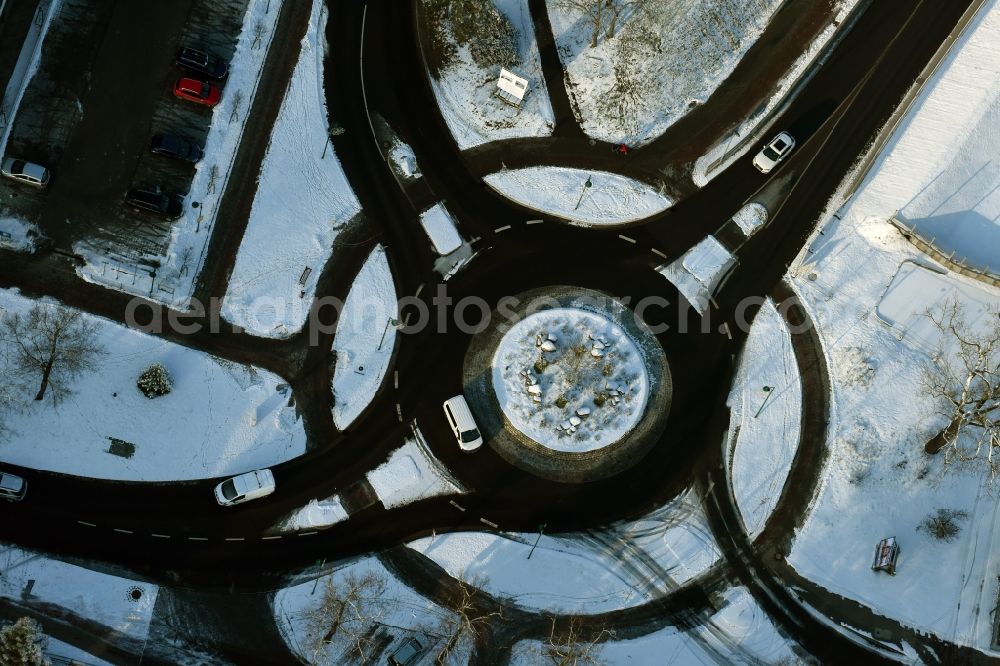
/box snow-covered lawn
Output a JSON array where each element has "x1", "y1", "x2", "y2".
[
  {"x1": 783, "y1": 2, "x2": 1000, "y2": 650},
  {"x1": 367, "y1": 427, "x2": 465, "y2": 509},
  {"x1": 511, "y1": 585, "x2": 797, "y2": 664},
  {"x1": 731, "y1": 202, "x2": 768, "y2": 236},
  {"x1": 548, "y1": 0, "x2": 782, "y2": 146},
  {"x1": 331, "y1": 245, "x2": 397, "y2": 430},
  {"x1": 491, "y1": 307, "x2": 649, "y2": 452},
  {"x1": 658, "y1": 235, "x2": 735, "y2": 314},
  {"x1": 223, "y1": 0, "x2": 360, "y2": 338},
  {"x1": 484, "y1": 167, "x2": 671, "y2": 226},
  {"x1": 0, "y1": 544, "x2": 157, "y2": 643},
  {"x1": 727, "y1": 299, "x2": 801, "y2": 538},
  {"x1": 408, "y1": 487, "x2": 719, "y2": 614},
  {"x1": 0, "y1": 289, "x2": 305, "y2": 481},
  {"x1": 75, "y1": 0, "x2": 284, "y2": 308},
  {"x1": 0, "y1": 215, "x2": 42, "y2": 253},
  {"x1": 275, "y1": 556, "x2": 461, "y2": 665},
  {"x1": 419, "y1": 203, "x2": 463, "y2": 255},
  {"x1": 426, "y1": 0, "x2": 554, "y2": 150}
]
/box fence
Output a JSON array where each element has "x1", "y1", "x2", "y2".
[{"x1": 889, "y1": 215, "x2": 1000, "y2": 289}]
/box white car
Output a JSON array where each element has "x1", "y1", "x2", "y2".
[
  {"x1": 214, "y1": 469, "x2": 275, "y2": 506},
  {"x1": 752, "y1": 132, "x2": 796, "y2": 174},
  {"x1": 443, "y1": 395, "x2": 483, "y2": 452},
  {"x1": 0, "y1": 471, "x2": 26, "y2": 501},
  {"x1": 1, "y1": 157, "x2": 50, "y2": 188}
]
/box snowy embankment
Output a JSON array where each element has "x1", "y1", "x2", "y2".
[
  {"x1": 693, "y1": 0, "x2": 860, "y2": 186},
  {"x1": 408, "y1": 487, "x2": 719, "y2": 614},
  {"x1": 426, "y1": 0, "x2": 554, "y2": 150},
  {"x1": 547, "y1": 0, "x2": 782, "y2": 146},
  {"x1": 0, "y1": 289, "x2": 305, "y2": 481},
  {"x1": 223, "y1": 0, "x2": 360, "y2": 338},
  {"x1": 786, "y1": 0, "x2": 1000, "y2": 651},
  {"x1": 484, "y1": 167, "x2": 671, "y2": 226},
  {"x1": 367, "y1": 427, "x2": 466, "y2": 509},
  {"x1": 658, "y1": 235, "x2": 735, "y2": 314},
  {"x1": 727, "y1": 299, "x2": 801, "y2": 539},
  {"x1": 0, "y1": 544, "x2": 157, "y2": 645},
  {"x1": 510, "y1": 585, "x2": 798, "y2": 664},
  {"x1": 76, "y1": 0, "x2": 283, "y2": 309},
  {"x1": 273, "y1": 496, "x2": 349, "y2": 533},
  {"x1": 331, "y1": 245, "x2": 397, "y2": 430},
  {"x1": 0, "y1": 215, "x2": 42, "y2": 252},
  {"x1": 275, "y1": 556, "x2": 462, "y2": 665}
]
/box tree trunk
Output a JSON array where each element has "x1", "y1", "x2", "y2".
[
  {"x1": 34, "y1": 357, "x2": 55, "y2": 401},
  {"x1": 926, "y1": 417, "x2": 962, "y2": 454}
]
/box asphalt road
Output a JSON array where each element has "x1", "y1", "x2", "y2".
[{"x1": 0, "y1": 0, "x2": 988, "y2": 662}]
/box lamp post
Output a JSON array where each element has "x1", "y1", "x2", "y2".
[
  {"x1": 378, "y1": 317, "x2": 400, "y2": 351},
  {"x1": 527, "y1": 524, "x2": 546, "y2": 559},
  {"x1": 753, "y1": 386, "x2": 774, "y2": 418},
  {"x1": 574, "y1": 175, "x2": 593, "y2": 210}
]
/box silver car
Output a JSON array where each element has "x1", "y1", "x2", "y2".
[
  {"x1": 0, "y1": 471, "x2": 27, "y2": 501},
  {"x1": 1, "y1": 157, "x2": 50, "y2": 188},
  {"x1": 752, "y1": 132, "x2": 796, "y2": 174}
]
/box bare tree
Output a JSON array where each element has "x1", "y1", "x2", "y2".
[
  {"x1": 922, "y1": 300, "x2": 1000, "y2": 480},
  {"x1": 434, "y1": 578, "x2": 503, "y2": 664},
  {"x1": 1, "y1": 304, "x2": 104, "y2": 404},
  {"x1": 542, "y1": 616, "x2": 613, "y2": 665},
  {"x1": 557, "y1": 0, "x2": 648, "y2": 47},
  {"x1": 304, "y1": 570, "x2": 389, "y2": 664}
]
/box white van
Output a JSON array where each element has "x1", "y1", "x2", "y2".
[{"x1": 443, "y1": 395, "x2": 483, "y2": 452}]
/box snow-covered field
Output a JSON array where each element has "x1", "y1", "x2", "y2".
[
  {"x1": 367, "y1": 427, "x2": 465, "y2": 509},
  {"x1": 491, "y1": 307, "x2": 649, "y2": 452},
  {"x1": 75, "y1": 0, "x2": 284, "y2": 308},
  {"x1": 658, "y1": 235, "x2": 735, "y2": 314},
  {"x1": 727, "y1": 299, "x2": 801, "y2": 538},
  {"x1": 0, "y1": 215, "x2": 42, "y2": 252},
  {"x1": 0, "y1": 544, "x2": 157, "y2": 643},
  {"x1": 408, "y1": 487, "x2": 719, "y2": 614},
  {"x1": 275, "y1": 556, "x2": 461, "y2": 665},
  {"x1": 331, "y1": 245, "x2": 397, "y2": 430},
  {"x1": 510, "y1": 585, "x2": 797, "y2": 664},
  {"x1": 548, "y1": 0, "x2": 782, "y2": 145},
  {"x1": 785, "y1": 1, "x2": 1000, "y2": 650},
  {"x1": 223, "y1": 0, "x2": 361, "y2": 338},
  {"x1": 0, "y1": 289, "x2": 305, "y2": 481},
  {"x1": 484, "y1": 167, "x2": 671, "y2": 226},
  {"x1": 426, "y1": 0, "x2": 554, "y2": 150}
]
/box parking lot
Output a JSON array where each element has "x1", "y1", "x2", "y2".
[{"x1": 0, "y1": 0, "x2": 249, "y2": 266}]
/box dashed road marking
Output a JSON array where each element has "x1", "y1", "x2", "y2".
[
  {"x1": 151, "y1": 533, "x2": 171, "y2": 539},
  {"x1": 298, "y1": 531, "x2": 318, "y2": 537},
  {"x1": 77, "y1": 520, "x2": 96, "y2": 527},
  {"x1": 113, "y1": 528, "x2": 133, "y2": 535},
  {"x1": 396, "y1": 403, "x2": 403, "y2": 422},
  {"x1": 526, "y1": 219, "x2": 543, "y2": 225},
  {"x1": 494, "y1": 225, "x2": 511, "y2": 233},
  {"x1": 188, "y1": 537, "x2": 208, "y2": 541},
  {"x1": 394, "y1": 371, "x2": 399, "y2": 389},
  {"x1": 262, "y1": 535, "x2": 282, "y2": 540},
  {"x1": 414, "y1": 283, "x2": 424, "y2": 298},
  {"x1": 618, "y1": 234, "x2": 636, "y2": 244},
  {"x1": 479, "y1": 517, "x2": 499, "y2": 529},
  {"x1": 449, "y1": 500, "x2": 466, "y2": 512},
  {"x1": 651, "y1": 248, "x2": 667, "y2": 259},
  {"x1": 720, "y1": 322, "x2": 733, "y2": 340},
  {"x1": 225, "y1": 537, "x2": 245, "y2": 542},
  {"x1": 709, "y1": 296, "x2": 719, "y2": 310}
]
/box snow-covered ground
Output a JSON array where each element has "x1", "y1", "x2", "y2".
[
  {"x1": 275, "y1": 555, "x2": 462, "y2": 665},
  {"x1": 419, "y1": 203, "x2": 463, "y2": 255},
  {"x1": 75, "y1": 0, "x2": 284, "y2": 309},
  {"x1": 658, "y1": 235, "x2": 735, "y2": 314},
  {"x1": 367, "y1": 427, "x2": 465, "y2": 509},
  {"x1": 0, "y1": 288, "x2": 305, "y2": 481},
  {"x1": 510, "y1": 585, "x2": 798, "y2": 664},
  {"x1": 484, "y1": 167, "x2": 671, "y2": 226},
  {"x1": 491, "y1": 307, "x2": 649, "y2": 452},
  {"x1": 693, "y1": 0, "x2": 861, "y2": 186},
  {"x1": 223, "y1": 0, "x2": 360, "y2": 338},
  {"x1": 331, "y1": 245, "x2": 397, "y2": 430},
  {"x1": 0, "y1": 543, "x2": 157, "y2": 644},
  {"x1": 731, "y1": 202, "x2": 768, "y2": 236},
  {"x1": 548, "y1": 0, "x2": 782, "y2": 146},
  {"x1": 426, "y1": 0, "x2": 554, "y2": 150},
  {"x1": 408, "y1": 487, "x2": 719, "y2": 614},
  {"x1": 727, "y1": 299, "x2": 801, "y2": 538},
  {"x1": 0, "y1": 215, "x2": 42, "y2": 252},
  {"x1": 784, "y1": 0, "x2": 1000, "y2": 650}
]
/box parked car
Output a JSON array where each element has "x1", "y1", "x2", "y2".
[
  {"x1": 214, "y1": 469, "x2": 276, "y2": 506},
  {"x1": 125, "y1": 185, "x2": 184, "y2": 220},
  {"x1": 173, "y1": 77, "x2": 221, "y2": 107},
  {"x1": 176, "y1": 46, "x2": 229, "y2": 80},
  {"x1": 0, "y1": 471, "x2": 26, "y2": 501},
  {"x1": 752, "y1": 131, "x2": 796, "y2": 174},
  {"x1": 150, "y1": 133, "x2": 204, "y2": 163},
  {"x1": 1, "y1": 157, "x2": 50, "y2": 188},
  {"x1": 443, "y1": 395, "x2": 483, "y2": 452},
  {"x1": 388, "y1": 634, "x2": 430, "y2": 666}
]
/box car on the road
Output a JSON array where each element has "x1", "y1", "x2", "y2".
[
  {"x1": 443, "y1": 395, "x2": 483, "y2": 452},
  {"x1": 125, "y1": 185, "x2": 185, "y2": 220},
  {"x1": 150, "y1": 133, "x2": 204, "y2": 163},
  {"x1": 214, "y1": 469, "x2": 276, "y2": 506},
  {"x1": 1, "y1": 157, "x2": 51, "y2": 188},
  {"x1": 0, "y1": 471, "x2": 27, "y2": 501},
  {"x1": 388, "y1": 634, "x2": 430, "y2": 666},
  {"x1": 752, "y1": 131, "x2": 796, "y2": 174},
  {"x1": 176, "y1": 46, "x2": 229, "y2": 80},
  {"x1": 173, "y1": 77, "x2": 221, "y2": 107}
]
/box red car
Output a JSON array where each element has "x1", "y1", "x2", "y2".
[{"x1": 173, "y1": 77, "x2": 221, "y2": 107}]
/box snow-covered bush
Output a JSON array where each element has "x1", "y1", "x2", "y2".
[
  {"x1": 137, "y1": 364, "x2": 172, "y2": 399},
  {"x1": 918, "y1": 509, "x2": 968, "y2": 543},
  {"x1": 0, "y1": 617, "x2": 47, "y2": 665}
]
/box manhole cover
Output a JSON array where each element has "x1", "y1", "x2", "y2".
[{"x1": 126, "y1": 586, "x2": 144, "y2": 602}]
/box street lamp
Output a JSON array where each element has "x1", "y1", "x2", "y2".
[
  {"x1": 527, "y1": 524, "x2": 546, "y2": 559},
  {"x1": 753, "y1": 385, "x2": 774, "y2": 418},
  {"x1": 378, "y1": 317, "x2": 400, "y2": 351},
  {"x1": 574, "y1": 175, "x2": 593, "y2": 210}
]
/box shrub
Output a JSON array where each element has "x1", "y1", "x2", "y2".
[
  {"x1": 918, "y1": 508, "x2": 968, "y2": 543},
  {"x1": 0, "y1": 617, "x2": 47, "y2": 665},
  {"x1": 137, "y1": 364, "x2": 172, "y2": 398}
]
